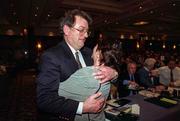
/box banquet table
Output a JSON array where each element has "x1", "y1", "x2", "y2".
[{"x1": 122, "y1": 94, "x2": 180, "y2": 121}]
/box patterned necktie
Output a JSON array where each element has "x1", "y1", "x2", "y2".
[
  {"x1": 75, "y1": 51, "x2": 82, "y2": 69},
  {"x1": 170, "y1": 69, "x2": 174, "y2": 82}
]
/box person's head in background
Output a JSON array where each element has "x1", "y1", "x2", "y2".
[
  {"x1": 91, "y1": 39, "x2": 121, "y2": 72},
  {"x1": 144, "y1": 58, "x2": 156, "y2": 70},
  {"x1": 127, "y1": 62, "x2": 137, "y2": 75},
  {"x1": 60, "y1": 9, "x2": 92, "y2": 50},
  {"x1": 167, "y1": 59, "x2": 176, "y2": 70}
]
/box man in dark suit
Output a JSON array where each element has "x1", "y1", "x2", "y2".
[
  {"x1": 138, "y1": 58, "x2": 159, "y2": 89},
  {"x1": 36, "y1": 9, "x2": 118, "y2": 121},
  {"x1": 118, "y1": 62, "x2": 140, "y2": 97}
]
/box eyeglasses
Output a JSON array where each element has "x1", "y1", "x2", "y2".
[{"x1": 71, "y1": 27, "x2": 91, "y2": 36}]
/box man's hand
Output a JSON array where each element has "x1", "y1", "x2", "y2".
[
  {"x1": 93, "y1": 65, "x2": 118, "y2": 84},
  {"x1": 169, "y1": 82, "x2": 175, "y2": 87},
  {"x1": 129, "y1": 81, "x2": 139, "y2": 89},
  {"x1": 83, "y1": 92, "x2": 105, "y2": 113},
  {"x1": 155, "y1": 85, "x2": 166, "y2": 93}
]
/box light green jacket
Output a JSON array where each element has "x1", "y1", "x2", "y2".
[{"x1": 58, "y1": 66, "x2": 110, "y2": 121}]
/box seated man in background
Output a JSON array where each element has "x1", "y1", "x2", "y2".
[
  {"x1": 152, "y1": 59, "x2": 180, "y2": 89},
  {"x1": 117, "y1": 62, "x2": 140, "y2": 98},
  {"x1": 138, "y1": 58, "x2": 159, "y2": 89}
]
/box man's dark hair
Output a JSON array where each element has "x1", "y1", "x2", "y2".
[{"x1": 59, "y1": 9, "x2": 92, "y2": 33}]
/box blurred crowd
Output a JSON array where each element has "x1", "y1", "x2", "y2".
[{"x1": 111, "y1": 50, "x2": 180, "y2": 98}]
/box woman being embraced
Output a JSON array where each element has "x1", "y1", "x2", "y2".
[{"x1": 58, "y1": 39, "x2": 120, "y2": 121}]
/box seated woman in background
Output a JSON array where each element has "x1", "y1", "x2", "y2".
[{"x1": 58, "y1": 40, "x2": 120, "y2": 121}]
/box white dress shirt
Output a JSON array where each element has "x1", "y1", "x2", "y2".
[
  {"x1": 157, "y1": 66, "x2": 180, "y2": 86},
  {"x1": 66, "y1": 42, "x2": 87, "y2": 114}
]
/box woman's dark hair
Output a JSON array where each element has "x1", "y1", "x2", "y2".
[
  {"x1": 97, "y1": 39, "x2": 121, "y2": 72},
  {"x1": 59, "y1": 9, "x2": 92, "y2": 33}
]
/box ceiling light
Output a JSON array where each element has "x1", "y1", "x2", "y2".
[
  {"x1": 150, "y1": 10, "x2": 154, "y2": 14},
  {"x1": 36, "y1": 42, "x2": 42, "y2": 49},
  {"x1": 129, "y1": 35, "x2": 134, "y2": 39},
  {"x1": 120, "y1": 34, "x2": 124, "y2": 39},
  {"x1": 133, "y1": 21, "x2": 149, "y2": 26},
  {"x1": 136, "y1": 42, "x2": 140, "y2": 49},
  {"x1": 173, "y1": 45, "x2": 176, "y2": 49},
  {"x1": 48, "y1": 32, "x2": 54, "y2": 36},
  {"x1": 151, "y1": 37, "x2": 155, "y2": 40},
  {"x1": 139, "y1": 6, "x2": 142, "y2": 9},
  {"x1": 16, "y1": 20, "x2": 19, "y2": 25},
  {"x1": 163, "y1": 43, "x2": 166, "y2": 49}
]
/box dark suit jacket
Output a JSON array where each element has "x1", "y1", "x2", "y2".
[
  {"x1": 117, "y1": 71, "x2": 140, "y2": 98},
  {"x1": 137, "y1": 67, "x2": 159, "y2": 89},
  {"x1": 36, "y1": 40, "x2": 93, "y2": 121}
]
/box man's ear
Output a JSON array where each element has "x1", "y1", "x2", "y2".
[{"x1": 63, "y1": 25, "x2": 70, "y2": 35}]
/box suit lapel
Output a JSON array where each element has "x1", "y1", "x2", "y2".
[
  {"x1": 60, "y1": 41, "x2": 93, "y2": 67},
  {"x1": 59, "y1": 40, "x2": 79, "y2": 70}
]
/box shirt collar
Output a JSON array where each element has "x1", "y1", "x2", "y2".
[
  {"x1": 66, "y1": 41, "x2": 80, "y2": 55},
  {"x1": 144, "y1": 66, "x2": 150, "y2": 72}
]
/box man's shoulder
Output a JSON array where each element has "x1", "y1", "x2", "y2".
[
  {"x1": 138, "y1": 67, "x2": 145, "y2": 73},
  {"x1": 175, "y1": 67, "x2": 180, "y2": 70},
  {"x1": 48, "y1": 41, "x2": 65, "y2": 50},
  {"x1": 158, "y1": 66, "x2": 168, "y2": 71},
  {"x1": 43, "y1": 41, "x2": 67, "y2": 55},
  {"x1": 174, "y1": 67, "x2": 180, "y2": 74}
]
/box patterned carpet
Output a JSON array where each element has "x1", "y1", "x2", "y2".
[{"x1": 0, "y1": 69, "x2": 37, "y2": 121}]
